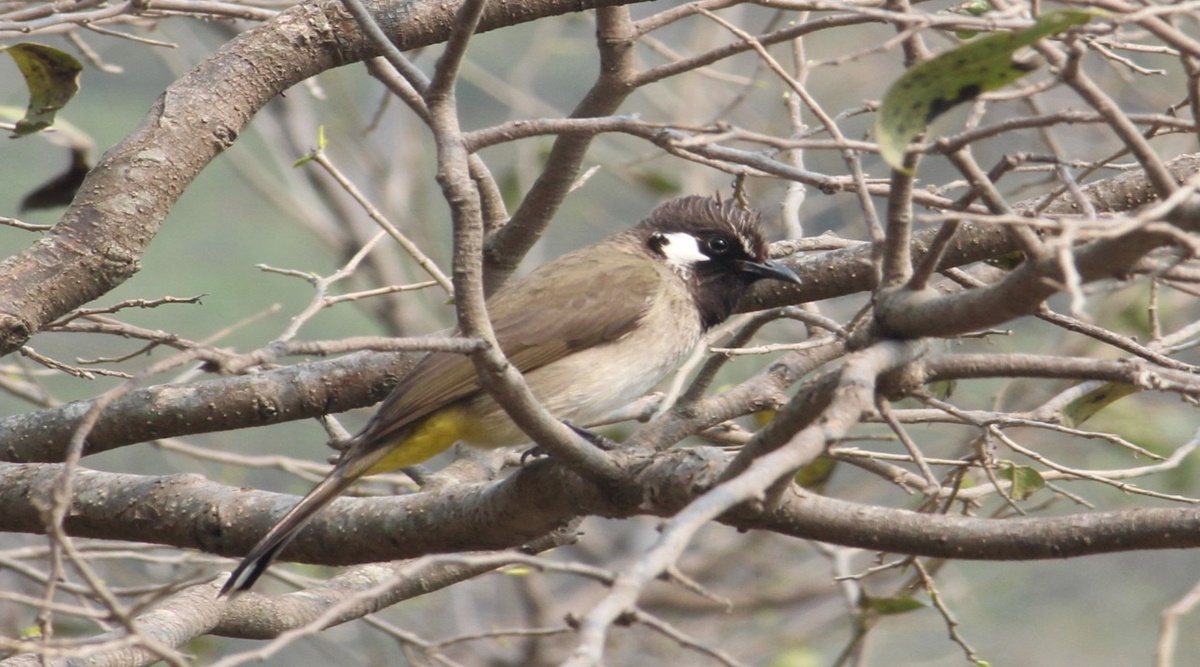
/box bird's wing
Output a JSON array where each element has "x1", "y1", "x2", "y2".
[{"x1": 357, "y1": 244, "x2": 663, "y2": 444}]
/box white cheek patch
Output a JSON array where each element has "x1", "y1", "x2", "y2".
[{"x1": 658, "y1": 232, "x2": 708, "y2": 267}]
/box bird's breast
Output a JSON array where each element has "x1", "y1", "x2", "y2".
[
  {"x1": 548, "y1": 277, "x2": 703, "y2": 420},
  {"x1": 460, "y1": 282, "x2": 704, "y2": 447}
]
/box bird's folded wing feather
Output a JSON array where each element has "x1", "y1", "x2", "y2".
[{"x1": 356, "y1": 245, "x2": 662, "y2": 444}]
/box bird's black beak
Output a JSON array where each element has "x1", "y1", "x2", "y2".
[{"x1": 738, "y1": 259, "x2": 802, "y2": 285}]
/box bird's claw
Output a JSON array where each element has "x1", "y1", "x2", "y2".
[
  {"x1": 564, "y1": 422, "x2": 620, "y2": 451},
  {"x1": 518, "y1": 423, "x2": 620, "y2": 466},
  {"x1": 519, "y1": 446, "x2": 549, "y2": 466}
]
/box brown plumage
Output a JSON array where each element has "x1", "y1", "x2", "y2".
[{"x1": 220, "y1": 195, "x2": 799, "y2": 595}]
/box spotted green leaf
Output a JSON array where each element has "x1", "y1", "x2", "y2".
[
  {"x1": 2, "y1": 43, "x2": 82, "y2": 136},
  {"x1": 876, "y1": 10, "x2": 1093, "y2": 171},
  {"x1": 1062, "y1": 382, "x2": 1138, "y2": 428}
]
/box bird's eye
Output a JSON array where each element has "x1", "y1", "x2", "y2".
[{"x1": 706, "y1": 237, "x2": 731, "y2": 255}]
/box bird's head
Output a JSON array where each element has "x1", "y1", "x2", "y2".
[{"x1": 636, "y1": 196, "x2": 801, "y2": 329}]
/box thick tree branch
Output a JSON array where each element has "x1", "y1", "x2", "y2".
[
  {"x1": 6, "y1": 449, "x2": 1200, "y2": 567},
  {"x1": 0, "y1": 351, "x2": 415, "y2": 463},
  {"x1": 873, "y1": 214, "x2": 1190, "y2": 339},
  {"x1": 743, "y1": 153, "x2": 1200, "y2": 314}
]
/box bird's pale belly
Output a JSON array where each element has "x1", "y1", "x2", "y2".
[{"x1": 461, "y1": 311, "x2": 702, "y2": 448}]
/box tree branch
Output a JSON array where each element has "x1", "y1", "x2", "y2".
[
  {"x1": 0, "y1": 0, "x2": 651, "y2": 355},
  {"x1": 0, "y1": 351, "x2": 416, "y2": 463},
  {"x1": 7, "y1": 450, "x2": 1200, "y2": 567}
]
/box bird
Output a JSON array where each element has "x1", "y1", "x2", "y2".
[{"x1": 220, "y1": 195, "x2": 801, "y2": 595}]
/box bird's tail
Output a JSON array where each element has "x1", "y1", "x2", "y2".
[{"x1": 218, "y1": 439, "x2": 396, "y2": 596}]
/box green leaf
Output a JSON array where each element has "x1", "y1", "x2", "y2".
[
  {"x1": 1061, "y1": 382, "x2": 1138, "y2": 428},
  {"x1": 794, "y1": 454, "x2": 838, "y2": 492},
  {"x1": 19, "y1": 625, "x2": 42, "y2": 640},
  {"x1": 2, "y1": 43, "x2": 83, "y2": 136},
  {"x1": 997, "y1": 462, "x2": 1045, "y2": 500},
  {"x1": 953, "y1": 0, "x2": 994, "y2": 38},
  {"x1": 927, "y1": 379, "x2": 957, "y2": 400},
  {"x1": 875, "y1": 10, "x2": 1093, "y2": 171},
  {"x1": 867, "y1": 595, "x2": 926, "y2": 615},
  {"x1": 959, "y1": 0, "x2": 993, "y2": 17}
]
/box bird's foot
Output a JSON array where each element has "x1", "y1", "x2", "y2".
[
  {"x1": 564, "y1": 422, "x2": 620, "y2": 451},
  {"x1": 519, "y1": 423, "x2": 621, "y2": 465},
  {"x1": 519, "y1": 446, "x2": 549, "y2": 466}
]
